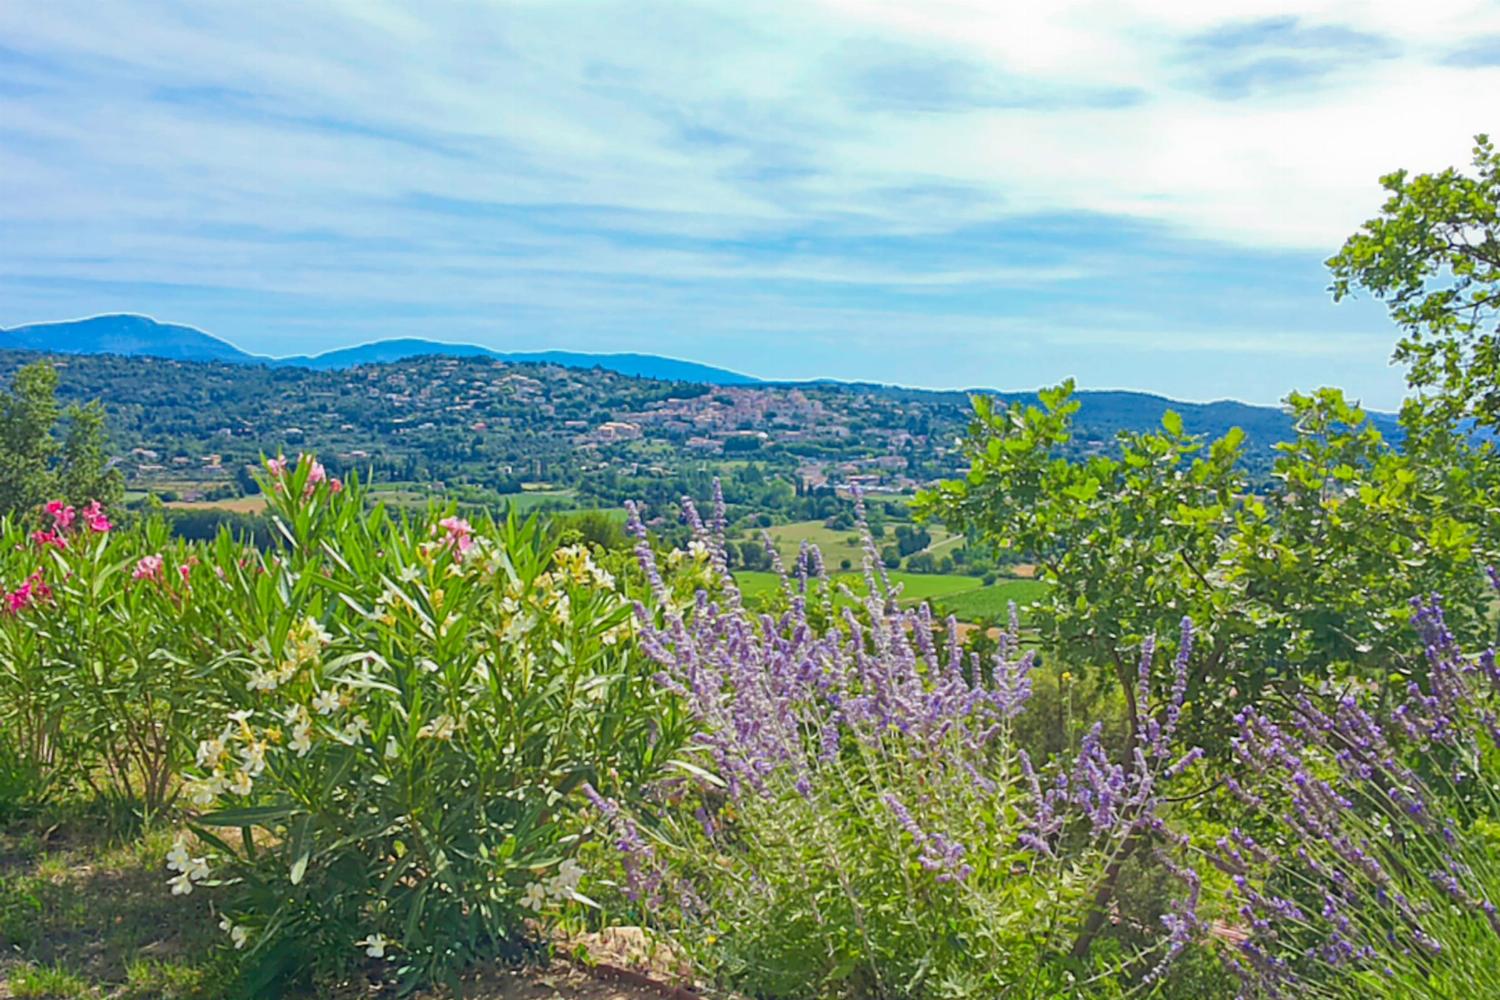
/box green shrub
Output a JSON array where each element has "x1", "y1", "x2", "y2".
[
  {"x1": 169, "y1": 457, "x2": 689, "y2": 992},
  {"x1": 0, "y1": 500, "x2": 234, "y2": 822}
]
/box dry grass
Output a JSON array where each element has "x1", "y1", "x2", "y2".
[{"x1": 162, "y1": 496, "x2": 268, "y2": 514}]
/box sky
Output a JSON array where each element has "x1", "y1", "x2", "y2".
[{"x1": 2, "y1": 2, "x2": 1498, "y2": 407}]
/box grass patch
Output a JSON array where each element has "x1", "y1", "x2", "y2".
[
  {"x1": 9, "y1": 962, "x2": 94, "y2": 998},
  {"x1": 931, "y1": 578, "x2": 1050, "y2": 621},
  {"x1": 754, "y1": 520, "x2": 959, "y2": 571},
  {"x1": 0, "y1": 816, "x2": 683, "y2": 999},
  {"x1": 734, "y1": 570, "x2": 1049, "y2": 623},
  {"x1": 0, "y1": 819, "x2": 232, "y2": 999}
]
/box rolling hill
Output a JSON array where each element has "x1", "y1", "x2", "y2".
[
  {"x1": 2, "y1": 314, "x2": 258, "y2": 364},
  {"x1": 1, "y1": 313, "x2": 1396, "y2": 462}
]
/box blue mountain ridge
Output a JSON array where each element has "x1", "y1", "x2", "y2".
[{"x1": 1, "y1": 314, "x2": 762, "y2": 385}]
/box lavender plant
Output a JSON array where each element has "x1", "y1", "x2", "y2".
[
  {"x1": 581, "y1": 487, "x2": 1208, "y2": 998},
  {"x1": 1222, "y1": 578, "x2": 1500, "y2": 998}
]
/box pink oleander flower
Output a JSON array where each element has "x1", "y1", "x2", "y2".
[
  {"x1": 82, "y1": 501, "x2": 111, "y2": 533},
  {"x1": 45, "y1": 501, "x2": 76, "y2": 530},
  {"x1": 301, "y1": 455, "x2": 326, "y2": 484},
  {"x1": 6, "y1": 585, "x2": 31, "y2": 614},
  {"x1": 300, "y1": 455, "x2": 327, "y2": 497},
  {"x1": 329, "y1": 477, "x2": 344, "y2": 494},
  {"x1": 266, "y1": 456, "x2": 288, "y2": 476},
  {"x1": 31, "y1": 529, "x2": 67, "y2": 550},
  {"x1": 26, "y1": 571, "x2": 51, "y2": 603},
  {"x1": 133, "y1": 554, "x2": 165, "y2": 582},
  {"x1": 4, "y1": 573, "x2": 47, "y2": 614},
  {"x1": 437, "y1": 516, "x2": 474, "y2": 555},
  {"x1": 178, "y1": 556, "x2": 199, "y2": 583}
]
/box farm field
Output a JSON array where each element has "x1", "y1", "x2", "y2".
[
  {"x1": 758, "y1": 518, "x2": 959, "y2": 569},
  {"x1": 734, "y1": 568, "x2": 1047, "y2": 621},
  {"x1": 499, "y1": 489, "x2": 583, "y2": 514},
  {"x1": 932, "y1": 577, "x2": 1050, "y2": 620},
  {"x1": 162, "y1": 494, "x2": 268, "y2": 514}
]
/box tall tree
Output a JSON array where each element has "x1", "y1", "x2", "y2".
[
  {"x1": 0, "y1": 361, "x2": 62, "y2": 516},
  {"x1": 59, "y1": 400, "x2": 124, "y2": 510},
  {"x1": 1328, "y1": 133, "x2": 1500, "y2": 428},
  {"x1": 0, "y1": 361, "x2": 123, "y2": 518}
]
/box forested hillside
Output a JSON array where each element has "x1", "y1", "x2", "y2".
[{"x1": 0, "y1": 349, "x2": 1331, "y2": 512}]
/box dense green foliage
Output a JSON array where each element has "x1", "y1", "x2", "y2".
[
  {"x1": 0, "y1": 349, "x2": 1325, "y2": 515},
  {"x1": 917, "y1": 383, "x2": 1495, "y2": 751},
  {"x1": 1329, "y1": 134, "x2": 1500, "y2": 431}
]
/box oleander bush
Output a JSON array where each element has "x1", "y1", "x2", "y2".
[
  {"x1": 0, "y1": 498, "x2": 236, "y2": 822},
  {"x1": 0, "y1": 457, "x2": 699, "y2": 994},
  {"x1": 164, "y1": 457, "x2": 692, "y2": 992}
]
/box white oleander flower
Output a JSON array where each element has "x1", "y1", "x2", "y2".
[
  {"x1": 503, "y1": 614, "x2": 535, "y2": 643},
  {"x1": 338, "y1": 716, "x2": 370, "y2": 744},
  {"x1": 219, "y1": 915, "x2": 251, "y2": 949},
  {"x1": 247, "y1": 668, "x2": 278, "y2": 692},
  {"x1": 417, "y1": 714, "x2": 457, "y2": 741},
  {"x1": 196, "y1": 737, "x2": 226, "y2": 769},
  {"x1": 311, "y1": 688, "x2": 341, "y2": 715},
  {"x1": 227, "y1": 770, "x2": 253, "y2": 797},
  {"x1": 520, "y1": 881, "x2": 547, "y2": 913},
  {"x1": 356, "y1": 933, "x2": 390, "y2": 958},
  {"x1": 289, "y1": 722, "x2": 312, "y2": 756},
  {"x1": 186, "y1": 777, "x2": 222, "y2": 807},
  {"x1": 239, "y1": 741, "x2": 267, "y2": 777}
]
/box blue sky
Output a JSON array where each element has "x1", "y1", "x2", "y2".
[{"x1": 2, "y1": 2, "x2": 1498, "y2": 406}]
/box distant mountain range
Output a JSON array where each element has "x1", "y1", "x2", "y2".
[{"x1": 2, "y1": 314, "x2": 763, "y2": 386}]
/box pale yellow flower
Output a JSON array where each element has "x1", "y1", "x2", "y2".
[{"x1": 311, "y1": 688, "x2": 341, "y2": 715}]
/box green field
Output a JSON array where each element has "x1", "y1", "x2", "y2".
[
  {"x1": 753, "y1": 519, "x2": 959, "y2": 570},
  {"x1": 499, "y1": 489, "x2": 580, "y2": 513},
  {"x1": 931, "y1": 578, "x2": 1049, "y2": 620},
  {"x1": 733, "y1": 569, "x2": 1047, "y2": 622}
]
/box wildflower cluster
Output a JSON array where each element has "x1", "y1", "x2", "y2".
[
  {"x1": 6, "y1": 499, "x2": 110, "y2": 613},
  {"x1": 1223, "y1": 582, "x2": 1500, "y2": 997}
]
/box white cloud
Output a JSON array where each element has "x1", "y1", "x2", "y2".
[
  {"x1": 4, "y1": 0, "x2": 1495, "y2": 249},
  {"x1": 0, "y1": 0, "x2": 1490, "y2": 404}
]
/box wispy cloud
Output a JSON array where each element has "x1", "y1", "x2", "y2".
[{"x1": 0, "y1": 0, "x2": 1495, "y2": 406}]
